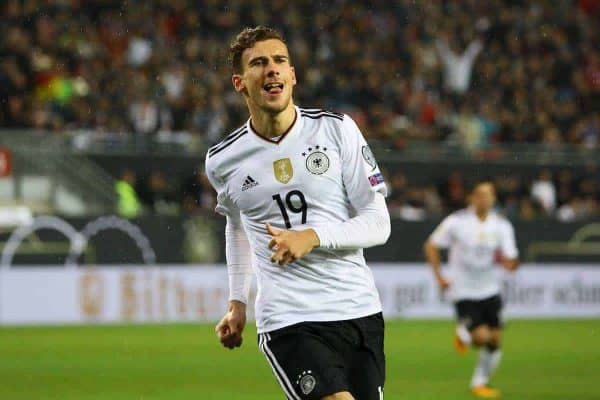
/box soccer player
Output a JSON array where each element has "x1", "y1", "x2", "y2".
[
  {"x1": 424, "y1": 180, "x2": 519, "y2": 398},
  {"x1": 205, "y1": 26, "x2": 390, "y2": 400}
]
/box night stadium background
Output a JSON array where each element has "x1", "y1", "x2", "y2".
[{"x1": 0, "y1": 1, "x2": 599, "y2": 399}]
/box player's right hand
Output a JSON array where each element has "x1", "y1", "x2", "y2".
[
  {"x1": 215, "y1": 301, "x2": 247, "y2": 350},
  {"x1": 437, "y1": 276, "x2": 451, "y2": 291}
]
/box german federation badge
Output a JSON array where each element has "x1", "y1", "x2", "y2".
[
  {"x1": 273, "y1": 158, "x2": 293, "y2": 184},
  {"x1": 302, "y1": 145, "x2": 330, "y2": 175},
  {"x1": 296, "y1": 370, "x2": 316, "y2": 395}
]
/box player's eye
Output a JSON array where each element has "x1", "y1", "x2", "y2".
[{"x1": 250, "y1": 59, "x2": 267, "y2": 67}]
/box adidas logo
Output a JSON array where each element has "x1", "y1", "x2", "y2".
[{"x1": 241, "y1": 175, "x2": 259, "y2": 191}]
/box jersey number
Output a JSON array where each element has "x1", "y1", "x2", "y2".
[{"x1": 272, "y1": 190, "x2": 307, "y2": 229}]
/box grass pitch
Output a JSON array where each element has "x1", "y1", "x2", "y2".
[{"x1": 0, "y1": 320, "x2": 598, "y2": 399}]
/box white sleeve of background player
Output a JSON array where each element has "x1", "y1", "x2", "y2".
[
  {"x1": 313, "y1": 192, "x2": 390, "y2": 250},
  {"x1": 500, "y1": 220, "x2": 519, "y2": 260},
  {"x1": 225, "y1": 211, "x2": 253, "y2": 304},
  {"x1": 312, "y1": 115, "x2": 390, "y2": 250},
  {"x1": 429, "y1": 215, "x2": 455, "y2": 249}
]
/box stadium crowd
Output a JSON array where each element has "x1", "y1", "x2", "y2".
[
  {"x1": 1, "y1": 0, "x2": 599, "y2": 149},
  {"x1": 121, "y1": 165, "x2": 599, "y2": 222},
  {"x1": 1, "y1": 0, "x2": 599, "y2": 221}
]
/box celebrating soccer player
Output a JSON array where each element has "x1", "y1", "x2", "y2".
[
  {"x1": 205, "y1": 26, "x2": 390, "y2": 400},
  {"x1": 424, "y1": 180, "x2": 519, "y2": 398}
]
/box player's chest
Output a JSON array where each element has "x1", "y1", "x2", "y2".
[
  {"x1": 457, "y1": 222, "x2": 502, "y2": 249},
  {"x1": 228, "y1": 140, "x2": 342, "y2": 210}
]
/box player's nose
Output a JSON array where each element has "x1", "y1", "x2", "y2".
[{"x1": 265, "y1": 61, "x2": 280, "y2": 77}]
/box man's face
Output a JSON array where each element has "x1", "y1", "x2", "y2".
[
  {"x1": 233, "y1": 39, "x2": 296, "y2": 114},
  {"x1": 470, "y1": 183, "x2": 496, "y2": 212}
]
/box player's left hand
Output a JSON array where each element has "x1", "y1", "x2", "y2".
[
  {"x1": 501, "y1": 259, "x2": 520, "y2": 271},
  {"x1": 496, "y1": 253, "x2": 520, "y2": 271},
  {"x1": 266, "y1": 223, "x2": 320, "y2": 267}
]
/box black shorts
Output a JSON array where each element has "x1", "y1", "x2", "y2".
[
  {"x1": 454, "y1": 294, "x2": 503, "y2": 331},
  {"x1": 258, "y1": 312, "x2": 385, "y2": 400}
]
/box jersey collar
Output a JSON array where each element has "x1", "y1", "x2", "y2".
[{"x1": 247, "y1": 106, "x2": 303, "y2": 146}]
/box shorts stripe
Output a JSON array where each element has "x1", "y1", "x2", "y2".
[{"x1": 260, "y1": 333, "x2": 301, "y2": 400}]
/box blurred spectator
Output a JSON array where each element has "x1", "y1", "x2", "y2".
[
  {"x1": 436, "y1": 35, "x2": 483, "y2": 95},
  {"x1": 180, "y1": 168, "x2": 215, "y2": 214},
  {"x1": 439, "y1": 171, "x2": 466, "y2": 212},
  {"x1": 137, "y1": 170, "x2": 178, "y2": 214},
  {"x1": 531, "y1": 170, "x2": 557, "y2": 214},
  {"x1": 115, "y1": 169, "x2": 142, "y2": 218},
  {"x1": 519, "y1": 198, "x2": 540, "y2": 221}
]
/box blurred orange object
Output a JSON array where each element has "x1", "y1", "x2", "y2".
[{"x1": 0, "y1": 148, "x2": 12, "y2": 177}]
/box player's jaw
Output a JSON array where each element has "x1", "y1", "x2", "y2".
[{"x1": 252, "y1": 76, "x2": 293, "y2": 114}]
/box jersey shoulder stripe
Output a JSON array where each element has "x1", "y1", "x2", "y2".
[
  {"x1": 300, "y1": 107, "x2": 344, "y2": 117},
  {"x1": 208, "y1": 125, "x2": 245, "y2": 152},
  {"x1": 299, "y1": 108, "x2": 344, "y2": 121},
  {"x1": 208, "y1": 127, "x2": 248, "y2": 158}
]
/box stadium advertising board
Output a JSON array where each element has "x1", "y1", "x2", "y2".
[{"x1": 0, "y1": 264, "x2": 599, "y2": 325}]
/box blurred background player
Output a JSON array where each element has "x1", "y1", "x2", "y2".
[
  {"x1": 206, "y1": 27, "x2": 390, "y2": 400},
  {"x1": 424, "y1": 180, "x2": 519, "y2": 398}
]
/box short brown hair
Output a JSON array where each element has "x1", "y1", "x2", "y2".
[{"x1": 229, "y1": 26, "x2": 286, "y2": 74}]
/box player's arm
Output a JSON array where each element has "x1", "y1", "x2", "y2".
[
  {"x1": 312, "y1": 115, "x2": 391, "y2": 250},
  {"x1": 424, "y1": 239, "x2": 450, "y2": 290},
  {"x1": 311, "y1": 192, "x2": 390, "y2": 250},
  {"x1": 424, "y1": 216, "x2": 454, "y2": 290},
  {"x1": 268, "y1": 192, "x2": 390, "y2": 265},
  {"x1": 499, "y1": 220, "x2": 520, "y2": 272},
  {"x1": 215, "y1": 212, "x2": 252, "y2": 349},
  {"x1": 205, "y1": 154, "x2": 252, "y2": 349}
]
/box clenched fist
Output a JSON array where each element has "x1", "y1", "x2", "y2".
[{"x1": 215, "y1": 301, "x2": 247, "y2": 350}]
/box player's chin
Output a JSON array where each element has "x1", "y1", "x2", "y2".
[
  {"x1": 261, "y1": 95, "x2": 291, "y2": 113},
  {"x1": 261, "y1": 101, "x2": 288, "y2": 114}
]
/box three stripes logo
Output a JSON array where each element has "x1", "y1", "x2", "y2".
[{"x1": 242, "y1": 175, "x2": 259, "y2": 191}]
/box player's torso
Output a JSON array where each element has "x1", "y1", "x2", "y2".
[
  {"x1": 447, "y1": 211, "x2": 505, "y2": 300},
  {"x1": 224, "y1": 113, "x2": 351, "y2": 240},
  {"x1": 212, "y1": 110, "x2": 382, "y2": 330},
  {"x1": 451, "y1": 212, "x2": 503, "y2": 271}
]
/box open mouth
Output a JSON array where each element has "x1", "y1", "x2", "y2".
[{"x1": 263, "y1": 82, "x2": 284, "y2": 95}]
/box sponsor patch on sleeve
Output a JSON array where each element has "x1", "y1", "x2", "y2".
[{"x1": 368, "y1": 172, "x2": 385, "y2": 186}]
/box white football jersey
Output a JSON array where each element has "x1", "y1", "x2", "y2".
[
  {"x1": 429, "y1": 208, "x2": 518, "y2": 301},
  {"x1": 205, "y1": 106, "x2": 388, "y2": 333}
]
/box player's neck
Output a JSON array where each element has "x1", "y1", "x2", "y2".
[
  {"x1": 249, "y1": 103, "x2": 296, "y2": 139},
  {"x1": 475, "y1": 209, "x2": 489, "y2": 221}
]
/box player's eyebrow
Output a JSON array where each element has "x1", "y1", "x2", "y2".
[{"x1": 248, "y1": 54, "x2": 289, "y2": 66}]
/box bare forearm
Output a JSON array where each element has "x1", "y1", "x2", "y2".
[{"x1": 424, "y1": 241, "x2": 443, "y2": 278}]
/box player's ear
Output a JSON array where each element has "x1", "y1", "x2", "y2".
[
  {"x1": 290, "y1": 66, "x2": 297, "y2": 86},
  {"x1": 232, "y1": 74, "x2": 246, "y2": 94}
]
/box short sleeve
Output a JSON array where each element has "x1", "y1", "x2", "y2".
[
  {"x1": 204, "y1": 153, "x2": 235, "y2": 217},
  {"x1": 430, "y1": 215, "x2": 455, "y2": 249},
  {"x1": 340, "y1": 115, "x2": 388, "y2": 210},
  {"x1": 500, "y1": 220, "x2": 519, "y2": 259}
]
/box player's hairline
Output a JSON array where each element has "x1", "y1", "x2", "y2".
[
  {"x1": 470, "y1": 178, "x2": 495, "y2": 193},
  {"x1": 229, "y1": 26, "x2": 289, "y2": 74}
]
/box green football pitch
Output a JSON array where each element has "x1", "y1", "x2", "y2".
[{"x1": 1, "y1": 320, "x2": 598, "y2": 400}]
